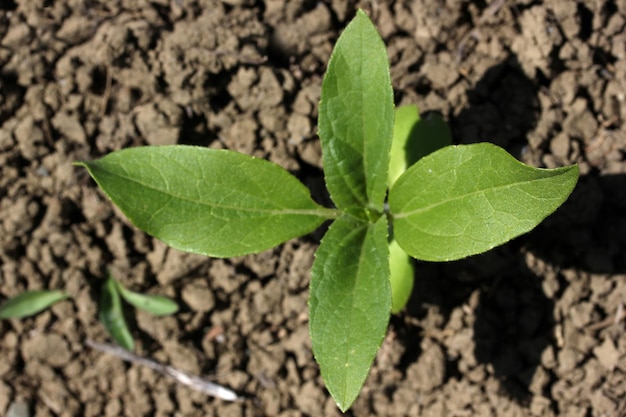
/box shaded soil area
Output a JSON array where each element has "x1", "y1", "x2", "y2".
[{"x1": 1, "y1": 1, "x2": 625, "y2": 416}]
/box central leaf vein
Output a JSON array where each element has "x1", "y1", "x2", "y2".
[
  {"x1": 393, "y1": 176, "x2": 563, "y2": 219},
  {"x1": 108, "y1": 169, "x2": 336, "y2": 219}
]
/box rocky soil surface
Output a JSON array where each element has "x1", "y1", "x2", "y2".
[{"x1": 1, "y1": 1, "x2": 625, "y2": 416}]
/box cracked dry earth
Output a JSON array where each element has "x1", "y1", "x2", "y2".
[{"x1": 1, "y1": 1, "x2": 626, "y2": 416}]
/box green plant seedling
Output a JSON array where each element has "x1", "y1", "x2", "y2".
[
  {"x1": 0, "y1": 290, "x2": 69, "y2": 319},
  {"x1": 0, "y1": 274, "x2": 177, "y2": 352},
  {"x1": 75, "y1": 10, "x2": 578, "y2": 410},
  {"x1": 100, "y1": 276, "x2": 135, "y2": 351},
  {"x1": 100, "y1": 273, "x2": 179, "y2": 350}
]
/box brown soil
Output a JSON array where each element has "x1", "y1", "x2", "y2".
[{"x1": 1, "y1": 1, "x2": 625, "y2": 416}]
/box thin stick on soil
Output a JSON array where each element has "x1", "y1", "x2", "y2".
[
  {"x1": 86, "y1": 339, "x2": 241, "y2": 402},
  {"x1": 586, "y1": 302, "x2": 626, "y2": 332}
]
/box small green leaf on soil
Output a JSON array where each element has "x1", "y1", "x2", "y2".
[
  {"x1": 100, "y1": 277, "x2": 135, "y2": 351},
  {"x1": 114, "y1": 280, "x2": 178, "y2": 316},
  {"x1": 0, "y1": 290, "x2": 69, "y2": 319}
]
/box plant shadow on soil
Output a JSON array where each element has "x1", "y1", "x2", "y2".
[{"x1": 399, "y1": 53, "x2": 626, "y2": 404}]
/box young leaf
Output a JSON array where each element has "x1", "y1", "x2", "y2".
[
  {"x1": 388, "y1": 105, "x2": 452, "y2": 186},
  {"x1": 388, "y1": 105, "x2": 420, "y2": 187},
  {"x1": 114, "y1": 280, "x2": 178, "y2": 316},
  {"x1": 309, "y1": 215, "x2": 390, "y2": 411},
  {"x1": 388, "y1": 239, "x2": 414, "y2": 313},
  {"x1": 389, "y1": 143, "x2": 579, "y2": 261},
  {"x1": 100, "y1": 277, "x2": 134, "y2": 351},
  {"x1": 75, "y1": 146, "x2": 335, "y2": 258},
  {"x1": 318, "y1": 9, "x2": 393, "y2": 211},
  {"x1": 0, "y1": 290, "x2": 69, "y2": 319}
]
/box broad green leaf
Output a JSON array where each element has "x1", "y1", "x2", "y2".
[
  {"x1": 318, "y1": 9, "x2": 393, "y2": 211},
  {"x1": 309, "y1": 215, "x2": 390, "y2": 411},
  {"x1": 389, "y1": 105, "x2": 452, "y2": 186},
  {"x1": 389, "y1": 143, "x2": 579, "y2": 261},
  {"x1": 0, "y1": 290, "x2": 69, "y2": 319},
  {"x1": 100, "y1": 277, "x2": 134, "y2": 351},
  {"x1": 76, "y1": 146, "x2": 335, "y2": 258},
  {"x1": 114, "y1": 280, "x2": 178, "y2": 316},
  {"x1": 388, "y1": 239, "x2": 413, "y2": 313}
]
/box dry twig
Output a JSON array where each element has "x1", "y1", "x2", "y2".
[
  {"x1": 586, "y1": 302, "x2": 626, "y2": 332},
  {"x1": 86, "y1": 339, "x2": 241, "y2": 402}
]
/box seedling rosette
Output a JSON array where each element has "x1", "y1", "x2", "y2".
[
  {"x1": 0, "y1": 273, "x2": 178, "y2": 353},
  {"x1": 75, "y1": 10, "x2": 578, "y2": 410}
]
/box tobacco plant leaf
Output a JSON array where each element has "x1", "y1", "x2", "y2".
[
  {"x1": 76, "y1": 146, "x2": 334, "y2": 258},
  {"x1": 389, "y1": 105, "x2": 452, "y2": 186},
  {"x1": 390, "y1": 143, "x2": 579, "y2": 261},
  {"x1": 0, "y1": 290, "x2": 69, "y2": 319},
  {"x1": 100, "y1": 277, "x2": 134, "y2": 351},
  {"x1": 318, "y1": 9, "x2": 393, "y2": 212},
  {"x1": 388, "y1": 105, "x2": 420, "y2": 186},
  {"x1": 114, "y1": 280, "x2": 178, "y2": 316},
  {"x1": 309, "y1": 214, "x2": 390, "y2": 411},
  {"x1": 388, "y1": 238, "x2": 414, "y2": 313}
]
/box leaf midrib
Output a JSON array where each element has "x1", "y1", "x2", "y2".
[
  {"x1": 329, "y1": 219, "x2": 370, "y2": 406},
  {"x1": 393, "y1": 175, "x2": 566, "y2": 219},
  {"x1": 104, "y1": 168, "x2": 337, "y2": 219}
]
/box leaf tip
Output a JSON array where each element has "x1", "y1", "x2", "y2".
[{"x1": 355, "y1": 8, "x2": 368, "y2": 18}]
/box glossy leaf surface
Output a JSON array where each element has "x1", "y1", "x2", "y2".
[
  {"x1": 318, "y1": 9, "x2": 393, "y2": 211},
  {"x1": 0, "y1": 290, "x2": 68, "y2": 319},
  {"x1": 76, "y1": 146, "x2": 334, "y2": 258},
  {"x1": 390, "y1": 143, "x2": 579, "y2": 261},
  {"x1": 388, "y1": 239, "x2": 414, "y2": 313},
  {"x1": 309, "y1": 215, "x2": 390, "y2": 411}
]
